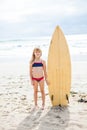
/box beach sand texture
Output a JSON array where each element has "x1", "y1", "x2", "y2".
[{"x1": 0, "y1": 61, "x2": 87, "y2": 130}]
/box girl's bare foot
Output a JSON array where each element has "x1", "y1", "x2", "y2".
[
  {"x1": 41, "y1": 105, "x2": 45, "y2": 110},
  {"x1": 34, "y1": 105, "x2": 39, "y2": 110}
]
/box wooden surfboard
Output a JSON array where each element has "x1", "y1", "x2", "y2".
[{"x1": 47, "y1": 26, "x2": 71, "y2": 106}]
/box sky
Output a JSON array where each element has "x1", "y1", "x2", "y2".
[{"x1": 0, "y1": 0, "x2": 87, "y2": 40}]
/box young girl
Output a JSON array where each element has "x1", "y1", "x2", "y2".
[{"x1": 29, "y1": 48, "x2": 48, "y2": 110}]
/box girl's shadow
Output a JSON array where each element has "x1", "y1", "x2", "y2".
[{"x1": 17, "y1": 107, "x2": 43, "y2": 130}]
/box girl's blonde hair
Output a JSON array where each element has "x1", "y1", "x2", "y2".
[{"x1": 30, "y1": 48, "x2": 42, "y2": 63}]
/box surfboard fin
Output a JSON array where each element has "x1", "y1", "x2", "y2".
[
  {"x1": 66, "y1": 94, "x2": 69, "y2": 103},
  {"x1": 59, "y1": 104, "x2": 61, "y2": 107},
  {"x1": 51, "y1": 95, "x2": 54, "y2": 101}
]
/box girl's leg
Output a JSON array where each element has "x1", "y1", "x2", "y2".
[
  {"x1": 39, "y1": 79, "x2": 45, "y2": 109},
  {"x1": 33, "y1": 80, "x2": 38, "y2": 107}
]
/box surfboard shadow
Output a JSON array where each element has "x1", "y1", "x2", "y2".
[{"x1": 38, "y1": 106, "x2": 70, "y2": 130}]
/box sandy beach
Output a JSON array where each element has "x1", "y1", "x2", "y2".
[
  {"x1": 0, "y1": 60, "x2": 87, "y2": 130},
  {"x1": 0, "y1": 0, "x2": 87, "y2": 129}
]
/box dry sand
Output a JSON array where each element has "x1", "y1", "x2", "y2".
[{"x1": 0, "y1": 61, "x2": 87, "y2": 130}]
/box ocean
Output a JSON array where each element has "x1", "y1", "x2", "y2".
[{"x1": 0, "y1": 34, "x2": 87, "y2": 62}]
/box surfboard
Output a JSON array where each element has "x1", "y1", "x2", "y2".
[{"x1": 47, "y1": 26, "x2": 71, "y2": 106}]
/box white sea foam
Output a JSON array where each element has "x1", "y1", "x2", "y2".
[{"x1": 0, "y1": 34, "x2": 87, "y2": 62}]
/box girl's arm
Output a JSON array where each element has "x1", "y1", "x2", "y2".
[
  {"x1": 29, "y1": 62, "x2": 34, "y2": 85},
  {"x1": 43, "y1": 60, "x2": 49, "y2": 85}
]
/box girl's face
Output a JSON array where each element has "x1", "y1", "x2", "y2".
[{"x1": 34, "y1": 50, "x2": 41, "y2": 58}]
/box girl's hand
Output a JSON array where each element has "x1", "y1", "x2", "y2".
[
  {"x1": 31, "y1": 80, "x2": 34, "y2": 86},
  {"x1": 45, "y1": 79, "x2": 50, "y2": 85}
]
